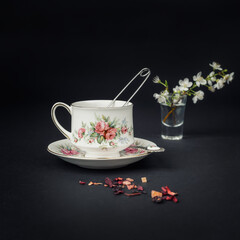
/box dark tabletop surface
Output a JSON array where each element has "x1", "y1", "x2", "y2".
[
  {"x1": 1, "y1": 102, "x2": 240, "y2": 240},
  {"x1": 1, "y1": 1, "x2": 240, "y2": 239}
]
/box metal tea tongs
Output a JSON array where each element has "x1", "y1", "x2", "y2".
[
  {"x1": 107, "y1": 67, "x2": 151, "y2": 107},
  {"x1": 107, "y1": 67, "x2": 165, "y2": 153}
]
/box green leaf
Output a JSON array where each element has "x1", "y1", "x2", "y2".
[
  {"x1": 109, "y1": 121, "x2": 115, "y2": 128},
  {"x1": 97, "y1": 135, "x2": 104, "y2": 144},
  {"x1": 102, "y1": 115, "x2": 107, "y2": 121},
  {"x1": 90, "y1": 122, "x2": 95, "y2": 128},
  {"x1": 90, "y1": 132, "x2": 98, "y2": 138}
]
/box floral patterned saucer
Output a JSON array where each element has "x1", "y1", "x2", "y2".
[{"x1": 47, "y1": 137, "x2": 164, "y2": 169}]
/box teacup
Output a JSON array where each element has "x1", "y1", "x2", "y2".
[{"x1": 51, "y1": 100, "x2": 134, "y2": 158}]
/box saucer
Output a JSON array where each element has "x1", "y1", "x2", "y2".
[{"x1": 47, "y1": 137, "x2": 165, "y2": 169}]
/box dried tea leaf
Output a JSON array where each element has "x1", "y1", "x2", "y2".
[
  {"x1": 126, "y1": 178, "x2": 134, "y2": 182},
  {"x1": 127, "y1": 184, "x2": 134, "y2": 190},
  {"x1": 113, "y1": 185, "x2": 123, "y2": 192},
  {"x1": 114, "y1": 190, "x2": 124, "y2": 195},
  {"x1": 151, "y1": 190, "x2": 163, "y2": 198},
  {"x1": 123, "y1": 180, "x2": 131, "y2": 186},
  {"x1": 93, "y1": 183, "x2": 103, "y2": 185},
  {"x1": 152, "y1": 196, "x2": 163, "y2": 203},
  {"x1": 141, "y1": 177, "x2": 147, "y2": 183},
  {"x1": 105, "y1": 177, "x2": 113, "y2": 188},
  {"x1": 124, "y1": 192, "x2": 141, "y2": 197}
]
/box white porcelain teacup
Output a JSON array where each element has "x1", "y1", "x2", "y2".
[{"x1": 51, "y1": 100, "x2": 134, "y2": 158}]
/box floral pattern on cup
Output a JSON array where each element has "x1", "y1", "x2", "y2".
[{"x1": 72, "y1": 115, "x2": 133, "y2": 147}]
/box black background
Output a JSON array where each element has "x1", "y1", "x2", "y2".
[{"x1": 1, "y1": 1, "x2": 240, "y2": 240}]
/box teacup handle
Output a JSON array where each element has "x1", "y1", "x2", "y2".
[{"x1": 51, "y1": 102, "x2": 72, "y2": 140}]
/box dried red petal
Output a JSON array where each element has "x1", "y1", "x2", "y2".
[
  {"x1": 161, "y1": 191, "x2": 168, "y2": 196},
  {"x1": 79, "y1": 181, "x2": 86, "y2": 185},
  {"x1": 172, "y1": 196, "x2": 178, "y2": 203},
  {"x1": 161, "y1": 186, "x2": 167, "y2": 193},
  {"x1": 114, "y1": 177, "x2": 123, "y2": 181},
  {"x1": 165, "y1": 196, "x2": 174, "y2": 201},
  {"x1": 124, "y1": 192, "x2": 141, "y2": 197},
  {"x1": 137, "y1": 185, "x2": 144, "y2": 191},
  {"x1": 162, "y1": 186, "x2": 178, "y2": 196},
  {"x1": 118, "y1": 181, "x2": 123, "y2": 185},
  {"x1": 105, "y1": 177, "x2": 113, "y2": 188}
]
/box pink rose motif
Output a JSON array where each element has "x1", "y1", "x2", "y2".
[
  {"x1": 109, "y1": 127, "x2": 117, "y2": 133},
  {"x1": 61, "y1": 148, "x2": 71, "y2": 155},
  {"x1": 95, "y1": 121, "x2": 109, "y2": 135},
  {"x1": 125, "y1": 147, "x2": 138, "y2": 154},
  {"x1": 70, "y1": 149, "x2": 79, "y2": 155},
  {"x1": 74, "y1": 138, "x2": 78, "y2": 143},
  {"x1": 89, "y1": 139, "x2": 94, "y2": 143},
  {"x1": 61, "y1": 148, "x2": 79, "y2": 155},
  {"x1": 121, "y1": 126, "x2": 128, "y2": 134},
  {"x1": 105, "y1": 128, "x2": 117, "y2": 140},
  {"x1": 78, "y1": 128, "x2": 86, "y2": 138}
]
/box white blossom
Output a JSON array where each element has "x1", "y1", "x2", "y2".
[
  {"x1": 209, "y1": 62, "x2": 222, "y2": 71},
  {"x1": 153, "y1": 90, "x2": 168, "y2": 104},
  {"x1": 207, "y1": 71, "x2": 215, "y2": 86},
  {"x1": 179, "y1": 78, "x2": 193, "y2": 91},
  {"x1": 153, "y1": 76, "x2": 161, "y2": 83},
  {"x1": 208, "y1": 86, "x2": 215, "y2": 92},
  {"x1": 192, "y1": 90, "x2": 204, "y2": 104},
  {"x1": 173, "y1": 85, "x2": 181, "y2": 93},
  {"x1": 193, "y1": 72, "x2": 207, "y2": 87},
  {"x1": 157, "y1": 96, "x2": 166, "y2": 104},
  {"x1": 161, "y1": 89, "x2": 169, "y2": 97},
  {"x1": 214, "y1": 79, "x2": 224, "y2": 89},
  {"x1": 172, "y1": 93, "x2": 182, "y2": 104},
  {"x1": 223, "y1": 72, "x2": 234, "y2": 84},
  {"x1": 153, "y1": 93, "x2": 160, "y2": 99},
  {"x1": 209, "y1": 71, "x2": 215, "y2": 77},
  {"x1": 210, "y1": 76, "x2": 216, "y2": 82}
]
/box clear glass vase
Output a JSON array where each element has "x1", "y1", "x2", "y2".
[{"x1": 160, "y1": 95, "x2": 187, "y2": 140}]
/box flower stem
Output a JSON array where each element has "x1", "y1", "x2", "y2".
[{"x1": 163, "y1": 106, "x2": 176, "y2": 123}]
